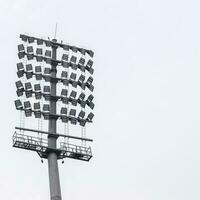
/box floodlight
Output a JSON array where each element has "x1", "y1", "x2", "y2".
[
  {"x1": 34, "y1": 83, "x2": 41, "y2": 91},
  {"x1": 70, "y1": 72, "x2": 77, "y2": 87},
  {"x1": 62, "y1": 54, "x2": 68, "y2": 61},
  {"x1": 78, "y1": 110, "x2": 85, "y2": 119},
  {"x1": 14, "y1": 99, "x2": 23, "y2": 110},
  {"x1": 34, "y1": 102, "x2": 41, "y2": 118},
  {"x1": 60, "y1": 107, "x2": 68, "y2": 123},
  {"x1": 26, "y1": 64, "x2": 33, "y2": 79},
  {"x1": 87, "y1": 101, "x2": 95, "y2": 109},
  {"x1": 62, "y1": 61, "x2": 70, "y2": 68},
  {"x1": 79, "y1": 120, "x2": 86, "y2": 127},
  {"x1": 86, "y1": 112, "x2": 94, "y2": 121},
  {"x1": 37, "y1": 38, "x2": 43, "y2": 45},
  {"x1": 25, "y1": 82, "x2": 33, "y2": 98},
  {"x1": 27, "y1": 46, "x2": 34, "y2": 54},
  {"x1": 70, "y1": 56, "x2": 77, "y2": 70},
  {"x1": 17, "y1": 62, "x2": 25, "y2": 78},
  {"x1": 45, "y1": 50, "x2": 52, "y2": 57},
  {"x1": 44, "y1": 68, "x2": 51, "y2": 75},
  {"x1": 28, "y1": 37, "x2": 34, "y2": 43},
  {"x1": 78, "y1": 58, "x2": 85, "y2": 72},
  {"x1": 61, "y1": 107, "x2": 67, "y2": 115},
  {"x1": 26, "y1": 46, "x2": 34, "y2": 60},
  {"x1": 87, "y1": 94, "x2": 94, "y2": 102},
  {"x1": 77, "y1": 74, "x2": 85, "y2": 89},
  {"x1": 61, "y1": 71, "x2": 68, "y2": 79},
  {"x1": 43, "y1": 104, "x2": 50, "y2": 112},
  {"x1": 78, "y1": 111, "x2": 86, "y2": 126},
  {"x1": 61, "y1": 71, "x2": 68, "y2": 86},
  {"x1": 87, "y1": 50, "x2": 94, "y2": 58},
  {"x1": 36, "y1": 55, "x2": 43, "y2": 62},
  {"x1": 43, "y1": 86, "x2": 50, "y2": 100},
  {"x1": 69, "y1": 109, "x2": 77, "y2": 125},
  {"x1": 77, "y1": 92, "x2": 86, "y2": 108},
  {"x1": 63, "y1": 44, "x2": 70, "y2": 51},
  {"x1": 34, "y1": 84, "x2": 42, "y2": 99},
  {"x1": 45, "y1": 40, "x2": 51, "y2": 47},
  {"x1": 80, "y1": 49, "x2": 86, "y2": 55},
  {"x1": 36, "y1": 48, "x2": 43, "y2": 62},
  {"x1": 69, "y1": 109, "x2": 76, "y2": 116},
  {"x1": 86, "y1": 94, "x2": 94, "y2": 109},
  {"x1": 85, "y1": 76, "x2": 94, "y2": 92},
  {"x1": 85, "y1": 59, "x2": 94, "y2": 75},
  {"x1": 16, "y1": 80, "x2": 24, "y2": 97},
  {"x1": 18, "y1": 51, "x2": 25, "y2": 59},
  {"x1": 61, "y1": 89, "x2": 68, "y2": 104},
  {"x1": 35, "y1": 66, "x2": 42, "y2": 80},
  {"x1": 24, "y1": 101, "x2": 32, "y2": 117},
  {"x1": 34, "y1": 102, "x2": 40, "y2": 110},
  {"x1": 18, "y1": 44, "x2": 25, "y2": 52},
  {"x1": 20, "y1": 34, "x2": 28, "y2": 42},
  {"x1": 36, "y1": 48, "x2": 43, "y2": 55},
  {"x1": 69, "y1": 91, "x2": 77, "y2": 106},
  {"x1": 72, "y1": 46, "x2": 78, "y2": 53},
  {"x1": 43, "y1": 104, "x2": 50, "y2": 120},
  {"x1": 44, "y1": 68, "x2": 51, "y2": 82}
]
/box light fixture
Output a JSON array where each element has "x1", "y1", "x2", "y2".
[
  {"x1": 78, "y1": 110, "x2": 86, "y2": 126},
  {"x1": 69, "y1": 72, "x2": 77, "y2": 88},
  {"x1": 34, "y1": 102, "x2": 41, "y2": 118},
  {"x1": 20, "y1": 34, "x2": 28, "y2": 42},
  {"x1": 77, "y1": 74, "x2": 85, "y2": 89},
  {"x1": 24, "y1": 101, "x2": 32, "y2": 117},
  {"x1": 43, "y1": 86, "x2": 51, "y2": 100},
  {"x1": 86, "y1": 94, "x2": 95, "y2": 109},
  {"x1": 61, "y1": 89, "x2": 68, "y2": 104},
  {"x1": 44, "y1": 68, "x2": 51, "y2": 82},
  {"x1": 69, "y1": 109, "x2": 77, "y2": 124},
  {"x1": 85, "y1": 76, "x2": 94, "y2": 92},
  {"x1": 78, "y1": 58, "x2": 85, "y2": 72},
  {"x1": 25, "y1": 82, "x2": 33, "y2": 98},
  {"x1": 77, "y1": 92, "x2": 86, "y2": 108},
  {"x1": 85, "y1": 59, "x2": 94, "y2": 75},
  {"x1": 70, "y1": 56, "x2": 77, "y2": 70},
  {"x1": 43, "y1": 104, "x2": 50, "y2": 120},
  {"x1": 26, "y1": 64, "x2": 33, "y2": 79},
  {"x1": 37, "y1": 38, "x2": 43, "y2": 45},
  {"x1": 45, "y1": 50, "x2": 52, "y2": 57},
  {"x1": 34, "y1": 84, "x2": 42, "y2": 99},
  {"x1": 14, "y1": 99, "x2": 23, "y2": 110},
  {"x1": 18, "y1": 51, "x2": 25, "y2": 59},
  {"x1": 60, "y1": 107, "x2": 68, "y2": 123},
  {"x1": 28, "y1": 37, "x2": 34, "y2": 43},
  {"x1": 18, "y1": 44, "x2": 25, "y2": 52},
  {"x1": 86, "y1": 112, "x2": 94, "y2": 121},
  {"x1": 69, "y1": 90, "x2": 77, "y2": 106},
  {"x1": 15, "y1": 80, "x2": 24, "y2": 97},
  {"x1": 17, "y1": 62, "x2": 25, "y2": 78},
  {"x1": 35, "y1": 66, "x2": 42, "y2": 80}
]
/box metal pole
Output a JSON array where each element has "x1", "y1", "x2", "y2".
[{"x1": 47, "y1": 39, "x2": 62, "y2": 200}]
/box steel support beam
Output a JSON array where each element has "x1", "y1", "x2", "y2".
[{"x1": 47, "y1": 40, "x2": 62, "y2": 200}]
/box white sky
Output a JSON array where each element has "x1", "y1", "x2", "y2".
[{"x1": 1, "y1": 0, "x2": 200, "y2": 199}]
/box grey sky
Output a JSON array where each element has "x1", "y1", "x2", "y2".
[{"x1": 1, "y1": 0, "x2": 200, "y2": 199}]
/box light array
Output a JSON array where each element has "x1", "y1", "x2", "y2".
[{"x1": 15, "y1": 34, "x2": 95, "y2": 127}]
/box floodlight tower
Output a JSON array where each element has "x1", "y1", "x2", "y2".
[{"x1": 13, "y1": 34, "x2": 95, "y2": 200}]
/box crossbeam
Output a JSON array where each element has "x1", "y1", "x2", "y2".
[{"x1": 15, "y1": 127, "x2": 93, "y2": 142}]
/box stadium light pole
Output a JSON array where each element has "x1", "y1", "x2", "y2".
[
  {"x1": 48, "y1": 39, "x2": 61, "y2": 200},
  {"x1": 13, "y1": 34, "x2": 95, "y2": 200}
]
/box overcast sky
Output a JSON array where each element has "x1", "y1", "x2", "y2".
[{"x1": 1, "y1": 0, "x2": 200, "y2": 200}]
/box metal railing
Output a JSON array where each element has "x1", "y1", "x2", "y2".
[
  {"x1": 60, "y1": 142, "x2": 92, "y2": 156},
  {"x1": 13, "y1": 132, "x2": 48, "y2": 147}
]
